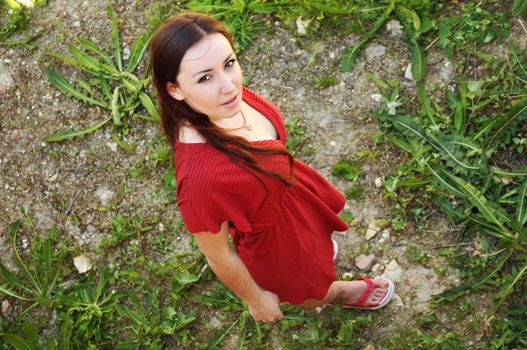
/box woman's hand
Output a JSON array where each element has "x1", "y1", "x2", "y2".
[{"x1": 248, "y1": 291, "x2": 283, "y2": 323}]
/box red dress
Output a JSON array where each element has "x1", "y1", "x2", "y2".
[{"x1": 174, "y1": 87, "x2": 348, "y2": 304}]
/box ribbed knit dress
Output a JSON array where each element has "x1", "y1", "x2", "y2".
[{"x1": 174, "y1": 87, "x2": 348, "y2": 304}]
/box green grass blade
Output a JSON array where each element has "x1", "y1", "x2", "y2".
[
  {"x1": 0, "y1": 284, "x2": 33, "y2": 301},
  {"x1": 489, "y1": 261, "x2": 527, "y2": 317},
  {"x1": 68, "y1": 44, "x2": 103, "y2": 73},
  {"x1": 409, "y1": 39, "x2": 426, "y2": 82},
  {"x1": 512, "y1": 0, "x2": 527, "y2": 16},
  {"x1": 517, "y1": 179, "x2": 527, "y2": 225},
  {"x1": 115, "y1": 304, "x2": 149, "y2": 326},
  {"x1": 416, "y1": 82, "x2": 436, "y2": 125},
  {"x1": 9, "y1": 220, "x2": 43, "y2": 296},
  {"x1": 488, "y1": 97, "x2": 527, "y2": 146},
  {"x1": 427, "y1": 133, "x2": 480, "y2": 170},
  {"x1": 342, "y1": 37, "x2": 368, "y2": 72},
  {"x1": 139, "y1": 92, "x2": 159, "y2": 121},
  {"x1": 111, "y1": 86, "x2": 122, "y2": 126},
  {"x1": 127, "y1": 31, "x2": 153, "y2": 72},
  {"x1": 435, "y1": 248, "x2": 513, "y2": 302},
  {"x1": 49, "y1": 52, "x2": 79, "y2": 67},
  {"x1": 426, "y1": 164, "x2": 465, "y2": 197},
  {"x1": 45, "y1": 68, "x2": 108, "y2": 108},
  {"x1": 396, "y1": 5, "x2": 420, "y2": 31},
  {"x1": 2, "y1": 334, "x2": 33, "y2": 350},
  {"x1": 77, "y1": 37, "x2": 115, "y2": 67},
  {"x1": 444, "y1": 172, "x2": 512, "y2": 234},
  {"x1": 106, "y1": 5, "x2": 122, "y2": 72},
  {"x1": 22, "y1": 322, "x2": 39, "y2": 348},
  {"x1": 43, "y1": 117, "x2": 112, "y2": 142}
]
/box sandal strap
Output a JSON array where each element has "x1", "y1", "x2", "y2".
[{"x1": 354, "y1": 277, "x2": 375, "y2": 306}]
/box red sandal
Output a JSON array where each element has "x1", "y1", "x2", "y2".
[{"x1": 342, "y1": 277, "x2": 395, "y2": 310}]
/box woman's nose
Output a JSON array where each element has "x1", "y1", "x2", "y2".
[{"x1": 219, "y1": 73, "x2": 236, "y2": 94}]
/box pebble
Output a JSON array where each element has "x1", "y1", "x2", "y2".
[
  {"x1": 95, "y1": 187, "x2": 115, "y2": 206},
  {"x1": 386, "y1": 20, "x2": 403, "y2": 37},
  {"x1": 0, "y1": 62, "x2": 14, "y2": 93},
  {"x1": 378, "y1": 229, "x2": 391, "y2": 243},
  {"x1": 365, "y1": 44, "x2": 386, "y2": 61},
  {"x1": 371, "y1": 93, "x2": 383, "y2": 104},
  {"x1": 355, "y1": 253, "x2": 375, "y2": 271},
  {"x1": 10, "y1": 130, "x2": 21, "y2": 142},
  {"x1": 106, "y1": 142, "x2": 118, "y2": 152},
  {"x1": 73, "y1": 255, "x2": 92, "y2": 273},
  {"x1": 123, "y1": 46, "x2": 131, "y2": 61},
  {"x1": 374, "y1": 177, "x2": 382, "y2": 188},
  {"x1": 22, "y1": 238, "x2": 29, "y2": 249},
  {"x1": 1, "y1": 300, "x2": 10, "y2": 315},
  {"x1": 404, "y1": 63, "x2": 415, "y2": 81},
  {"x1": 381, "y1": 259, "x2": 403, "y2": 282},
  {"x1": 365, "y1": 222, "x2": 380, "y2": 240}
]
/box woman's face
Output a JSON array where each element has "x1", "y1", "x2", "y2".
[{"x1": 167, "y1": 33, "x2": 243, "y2": 122}]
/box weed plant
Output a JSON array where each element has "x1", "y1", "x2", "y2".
[
  {"x1": 44, "y1": 5, "x2": 158, "y2": 152},
  {"x1": 0, "y1": 0, "x2": 47, "y2": 47}
]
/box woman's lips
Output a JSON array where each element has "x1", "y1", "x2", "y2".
[{"x1": 221, "y1": 94, "x2": 238, "y2": 107}]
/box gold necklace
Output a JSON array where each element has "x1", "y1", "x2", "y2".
[{"x1": 220, "y1": 108, "x2": 252, "y2": 131}]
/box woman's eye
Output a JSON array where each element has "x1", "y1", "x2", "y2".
[
  {"x1": 198, "y1": 75, "x2": 211, "y2": 83},
  {"x1": 225, "y1": 59, "x2": 236, "y2": 68}
]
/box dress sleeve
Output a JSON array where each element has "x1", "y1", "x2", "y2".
[{"x1": 177, "y1": 177, "x2": 254, "y2": 234}]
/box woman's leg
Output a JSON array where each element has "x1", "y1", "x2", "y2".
[{"x1": 300, "y1": 278, "x2": 390, "y2": 309}]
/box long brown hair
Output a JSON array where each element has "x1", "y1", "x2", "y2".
[{"x1": 149, "y1": 12, "x2": 294, "y2": 186}]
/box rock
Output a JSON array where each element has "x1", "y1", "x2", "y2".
[
  {"x1": 371, "y1": 263, "x2": 382, "y2": 273},
  {"x1": 95, "y1": 187, "x2": 115, "y2": 206},
  {"x1": 391, "y1": 292, "x2": 405, "y2": 307},
  {"x1": 123, "y1": 46, "x2": 130, "y2": 61},
  {"x1": 355, "y1": 253, "x2": 375, "y2": 271},
  {"x1": 365, "y1": 222, "x2": 380, "y2": 240},
  {"x1": 10, "y1": 130, "x2": 21, "y2": 142},
  {"x1": 378, "y1": 229, "x2": 391, "y2": 243},
  {"x1": 404, "y1": 63, "x2": 414, "y2": 81},
  {"x1": 0, "y1": 62, "x2": 14, "y2": 94},
  {"x1": 1, "y1": 300, "x2": 10, "y2": 314},
  {"x1": 374, "y1": 177, "x2": 382, "y2": 188},
  {"x1": 295, "y1": 16, "x2": 312, "y2": 36},
  {"x1": 371, "y1": 93, "x2": 383, "y2": 105},
  {"x1": 106, "y1": 142, "x2": 118, "y2": 152},
  {"x1": 381, "y1": 259, "x2": 403, "y2": 282},
  {"x1": 73, "y1": 255, "x2": 92, "y2": 274},
  {"x1": 365, "y1": 44, "x2": 386, "y2": 61},
  {"x1": 403, "y1": 266, "x2": 446, "y2": 312},
  {"x1": 386, "y1": 20, "x2": 403, "y2": 37}
]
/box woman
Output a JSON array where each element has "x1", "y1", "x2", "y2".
[{"x1": 150, "y1": 12, "x2": 394, "y2": 323}]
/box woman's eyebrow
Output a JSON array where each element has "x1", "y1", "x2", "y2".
[{"x1": 192, "y1": 52, "x2": 234, "y2": 77}]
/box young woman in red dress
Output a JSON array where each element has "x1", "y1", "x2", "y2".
[{"x1": 150, "y1": 12, "x2": 395, "y2": 323}]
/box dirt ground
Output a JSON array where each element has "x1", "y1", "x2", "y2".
[{"x1": 2, "y1": 0, "x2": 525, "y2": 347}]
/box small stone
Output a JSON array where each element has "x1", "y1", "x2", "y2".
[
  {"x1": 95, "y1": 187, "x2": 115, "y2": 206},
  {"x1": 48, "y1": 174, "x2": 58, "y2": 182},
  {"x1": 365, "y1": 222, "x2": 380, "y2": 240},
  {"x1": 378, "y1": 229, "x2": 391, "y2": 243},
  {"x1": 73, "y1": 255, "x2": 92, "y2": 274},
  {"x1": 371, "y1": 93, "x2": 383, "y2": 103},
  {"x1": 386, "y1": 20, "x2": 403, "y2": 37},
  {"x1": 10, "y1": 130, "x2": 21, "y2": 142},
  {"x1": 381, "y1": 259, "x2": 403, "y2": 282},
  {"x1": 355, "y1": 253, "x2": 375, "y2": 271},
  {"x1": 371, "y1": 263, "x2": 382, "y2": 273},
  {"x1": 106, "y1": 142, "x2": 118, "y2": 152},
  {"x1": 22, "y1": 238, "x2": 29, "y2": 249},
  {"x1": 123, "y1": 46, "x2": 131, "y2": 61},
  {"x1": 391, "y1": 292, "x2": 405, "y2": 307},
  {"x1": 0, "y1": 62, "x2": 14, "y2": 93},
  {"x1": 296, "y1": 16, "x2": 312, "y2": 36},
  {"x1": 404, "y1": 63, "x2": 414, "y2": 81},
  {"x1": 2, "y1": 300, "x2": 10, "y2": 314},
  {"x1": 374, "y1": 177, "x2": 382, "y2": 188},
  {"x1": 73, "y1": 20, "x2": 81, "y2": 27},
  {"x1": 365, "y1": 44, "x2": 386, "y2": 61}
]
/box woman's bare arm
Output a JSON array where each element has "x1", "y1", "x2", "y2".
[{"x1": 193, "y1": 220, "x2": 283, "y2": 322}]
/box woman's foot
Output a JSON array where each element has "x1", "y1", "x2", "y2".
[{"x1": 340, "y1": 278, "x2": 391, "y2": 308}]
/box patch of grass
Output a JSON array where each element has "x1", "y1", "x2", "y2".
[
  {"x1": 332, "y1": 159, "x2": 364, "y2": 182},
  {"x1": 313, "y1": 73, "x2": 338, "y2": 89},
  {"x1": 0, "y1": 0, "x2": 48, "y2": 47},
  {"x1": 345, "y1": 184, "x2": 365, "y2": 201},
  {"x1": 285, "y1": 116, "x2": 313, "y2": 156},
  {"x1": 43, "y1": 4, "x2": 158, "y2": 151},
  {"x1": 404, "y1": 245, "x2": 430, "y2": 265}
]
